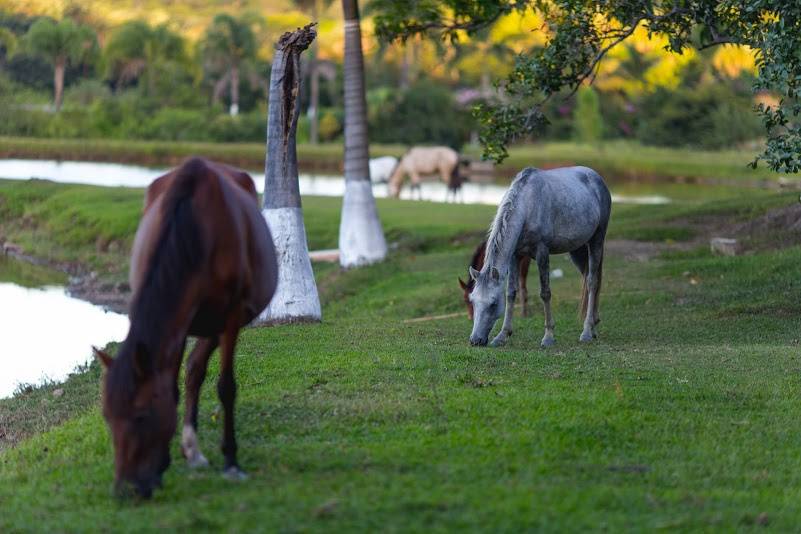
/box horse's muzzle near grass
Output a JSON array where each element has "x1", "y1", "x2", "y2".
[{"x1": 97, "y1": 157, "x2": 278, "y2": 499}]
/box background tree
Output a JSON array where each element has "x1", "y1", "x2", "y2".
[
  {"x1": 23, "y1": 17, "x2": 97, "y2": 111},
  {"x1": 103, "y1": 21, "x2": 187, "y2": 96},
  {"x1": 200, "y1": 13, "x2": 258, "y2": 116},
  {"x1": 573, "y1": 86, "x2": 603, "y2": 144},
  {"x1": 338, "y1": 0, "x2": 388, "y2": 268},
  {"x1": 255, "y1": 24, "x2": 321, "y2": 325},
  {"x1": 293, "y1": 0, "x2": 335, "y2": 144},
  {"x1": 373, "y1": 0, "x2": 801, "y2": 173}
]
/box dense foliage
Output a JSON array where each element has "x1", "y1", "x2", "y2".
[
  {"x1": 373, "y1": 0, "x2": 801, "y2": 171},
  {"x1": 0, "y1": 5, "x2": 777, "y2": 151}
]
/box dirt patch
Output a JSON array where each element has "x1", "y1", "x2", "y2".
[
  {"x1": 605, "y1": 239, "x2": 686, "y2": 262},
  {"x1": 676, "y1": 202, "x2": 801, "y2": 254},
  {"x1": 68, "y1": 274, "x2": 130, "y2": 315},
  {"x1": 727, "y1": 203, "x2": 801, "y2": 251}
]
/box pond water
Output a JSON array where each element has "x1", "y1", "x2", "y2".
[
  {"x1": 0, "y1": 256, "x2": 129, "y2": 398},
  {"x1": 0, "y1": 159, "x2": 671, "y2": 205}
]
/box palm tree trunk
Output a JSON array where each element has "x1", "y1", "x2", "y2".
[
  {"x1": 309, "y1": 0, "x2": 320, "y2": 144},
  {"x1": 54, "y1": 56, "x2": 65, "y2": 111},
  {"x1": 254, "y1": 24, "x2": 321, "y2": 325},
  {"x1": 338, "y1": 0, "x2": 387, "y2": 268},
  {"x1": 229, "y1": 64, "x2": 240, "y2": 116}
]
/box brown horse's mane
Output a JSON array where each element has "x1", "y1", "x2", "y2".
[{"x1": 105, "y1": 159, "x2": 209, "y2": 413}]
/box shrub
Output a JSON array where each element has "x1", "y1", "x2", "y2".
[
  {"x1": 207, "y1": 112, "x2": 265, "y2": 143},
  {"x1": 636, "y1": 85, "x2": 762, "y2": 149},
  {"x1": 318, "y1": 110, "x2": 341, "y2": 142},
  {"x1": 64, "y1": 79, "x2": 111, "y2": 107},
  {"x1": 369, "y1": 80, "x2": 473, "y2": 149},
  {"x1": 573, "y1": 86, "x2": 604, "y2": 143},
  {"x1": 135, "y1": 108, "x2": 211, "y2": 141}
]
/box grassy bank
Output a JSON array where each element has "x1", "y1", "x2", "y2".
[
  {"x1": 0, "y1": 136, "x2": 789, "y2": 185},
  {"x1": 3, "y1": 179, "x2": 801, "y2": 529}
]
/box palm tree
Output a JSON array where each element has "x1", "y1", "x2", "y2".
[
  {"x1": 23, "y1": 18, "x2": 97, "y2": 111},
  {"x1": 338, "y1": 0, "x2": 388, "y2": 268},
  {"x1": 103, "y1": 21, "x2": 186, "y2": 95},
  {"x1": 200, "y1": 14, "x2": 257, "y2": 116},
  {"x1": 292, "y1": 0, "x2": 334, "y2": 143},
  {"x1": 255, "y1": 24, "x2": 321, "y2": 325}
]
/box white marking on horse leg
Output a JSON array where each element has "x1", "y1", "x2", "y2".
[
  {"x1": 541, "y1": 299, "x2": 555, "y2": 347},
  {"x1": 580, "y1": 273, "x2": 597, "y2": 342},
  {"x1": 182, "y1": 425, "x2": 209, "y2": 468}
]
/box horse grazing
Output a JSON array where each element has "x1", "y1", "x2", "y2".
[
  {"x1": 388, "y1": 146, "x2": 466, "y2": 201},
  {"x1": 468, "y1": 166, "x2": 611, "y2": 348},
  {"x1": 95, "y1": 157, "x2": 278, "y2": 498},
  {"x1": 459, "y1": 240, "x2": 531, "y2": 320}
]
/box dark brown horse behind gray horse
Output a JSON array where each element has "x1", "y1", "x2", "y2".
[
  {"x1": 459, "y1": 240, "x2": 531, "y2": 320},
  {"x1": 95, "y1": 157, "x2": 278, "y2": 498}
]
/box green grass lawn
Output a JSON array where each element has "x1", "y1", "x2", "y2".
[
  {"x1": 0, "y1": 136, "x2": 791, "y2": 185},
  {"x1": 1, "y1": 181, "x2": 801, "y2": 531}
]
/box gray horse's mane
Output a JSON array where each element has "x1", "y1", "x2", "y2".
[{"x1": 485, "y1": 168, "x2": 535, "y2": 267}]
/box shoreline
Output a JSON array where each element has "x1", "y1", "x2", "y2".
[{"x1": 1, "y1": 245, "x2": 130, "y2": 314}]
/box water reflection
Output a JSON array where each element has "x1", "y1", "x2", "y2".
[
  {"x1": 0, "y1": 274, "x2": 128, "y2": 398},
  {"x1": 0, "y1": 159, "x2": 670, "y2": 205}
]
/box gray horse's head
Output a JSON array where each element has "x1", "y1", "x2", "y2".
[{"x1": 468, "y1": 265, "x2": 505, "y2": 346}]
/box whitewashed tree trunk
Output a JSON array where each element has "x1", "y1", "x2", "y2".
[
  {"x1": 254, "y1": 24, "x2": 321, "y2": 325},
  {"x1": 338, "y1": 0, "x2": 388, "y2": 268}
]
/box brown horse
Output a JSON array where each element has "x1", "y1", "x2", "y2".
[
  {"x1": 459, "y1": 240, "x2": 531, "y2": 320},
  {"x1": 95, "y1": 157, "x2": 277, "y2": 498}
]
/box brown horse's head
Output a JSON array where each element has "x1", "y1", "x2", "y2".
[
  {"x1": 458, "y1": 277, "x2": 477, "y2": 320},
  {"x1": 96, "y1": 345, "x2": 177, "y2": 499}
]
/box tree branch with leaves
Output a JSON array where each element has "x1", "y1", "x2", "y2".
[{"x1": 373, "y1": 0, "x2": 801, "y2": 173}]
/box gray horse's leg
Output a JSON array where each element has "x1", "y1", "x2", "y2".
[
  {"x1": 536, "y1": 246, "x2": 555, "y2": 347},
  {"x1": 580, "y1": 237, "x2": 603, "y2": 342},
  {"x1": 520, "y1": 258, "x2": 530, "y2": 317},
  {"x1": 490, "y1": 255, "x2": 519, "y2": 347}
]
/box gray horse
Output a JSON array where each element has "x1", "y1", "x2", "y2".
[{"x1": 468, "y1": 166, "x2": 611, "y2": 348}]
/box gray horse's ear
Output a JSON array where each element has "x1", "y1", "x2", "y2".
[
  {"x1": 490, "y1": 267, "x2": 500, "y2": 281},
  {"x1": 469, "y1": 266, "x2": 480, "y2": 281}
]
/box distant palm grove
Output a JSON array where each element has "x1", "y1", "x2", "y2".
[{"x1": 0, "y1": 2, "x2": 766, "y2": 150}]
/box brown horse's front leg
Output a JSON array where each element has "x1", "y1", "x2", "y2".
[
  {"x1": 181, "y1": 336, "x2": 217, "y2": 468},
  {"x1": 219, "y1": 317, "x2": 245, "y2": 480}
]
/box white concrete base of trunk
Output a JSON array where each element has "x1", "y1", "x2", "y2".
[
  {"x1": 254, "y1": 207, "x2": 321, "y2": 325},
  {"x1": 338, "y1": 180, "x2": 388, "y2": 268}
]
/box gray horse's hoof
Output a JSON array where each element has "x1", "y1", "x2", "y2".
[
  {"x1": 540, "y1": 337, "x2": 555, "y2": 348},
  {"x1": 223, "y1": 466, "x2": 248, "y2": 481},
  {"x1": 579, "y1": 332, "x2": 593, "y2": 343},
  {"x1": 489, "y1": 336, "x2": 507, "y2": 348}
]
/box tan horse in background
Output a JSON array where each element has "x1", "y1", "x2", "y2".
[{"x1": 388, "y1": 146, "x2": 465, "y2": 200}]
